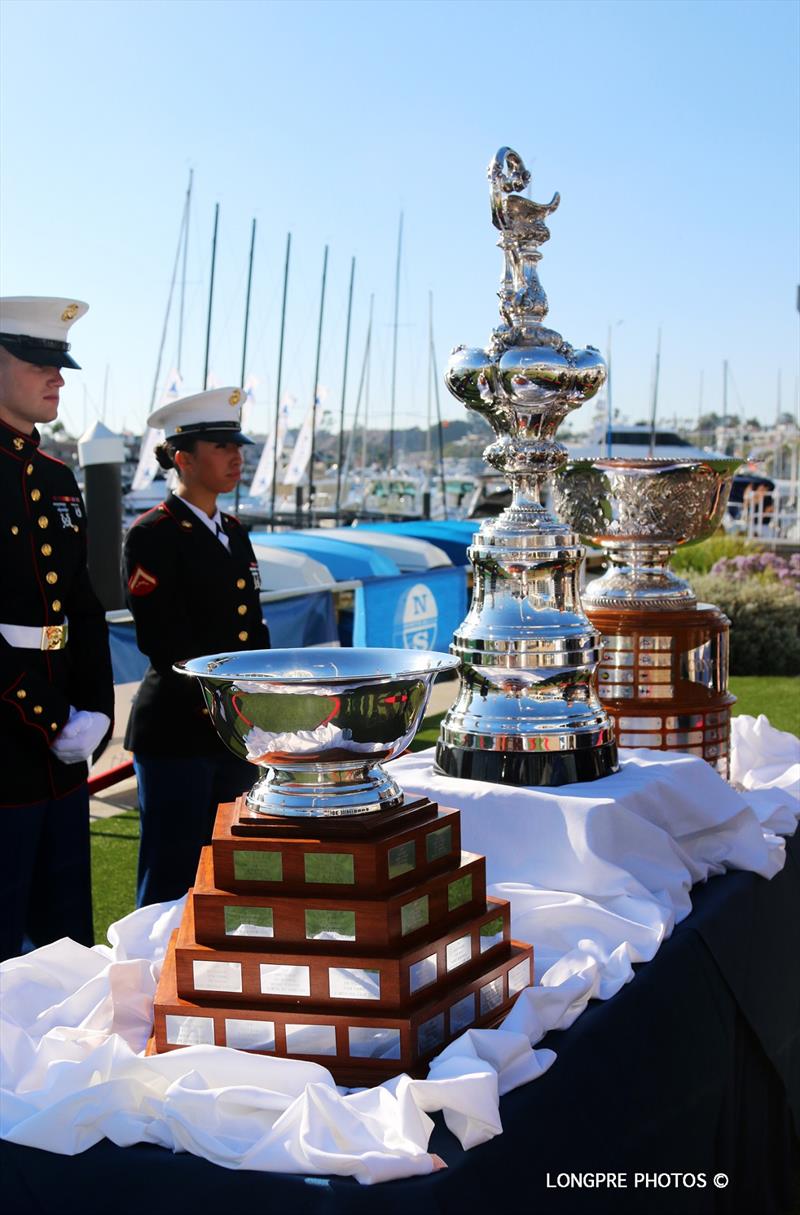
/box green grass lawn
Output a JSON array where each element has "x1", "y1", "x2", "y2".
[{"x1": 91, "y1": 676, "x2": 798, "y2": 944}]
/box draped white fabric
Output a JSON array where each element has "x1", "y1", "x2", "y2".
[{"x1": 1, "y1": 715, "x2": 798, "y2": 1184}]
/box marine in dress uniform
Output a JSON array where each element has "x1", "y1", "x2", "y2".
[
  {"x1": 123, "y1": 387, "x2": 270, "y2": 907},
  {"x1": 0, "y1": 297, "x2": 114, "y2": 962}
]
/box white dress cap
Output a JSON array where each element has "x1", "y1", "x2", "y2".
[
  {"x1": 148, "y1": 386, "x2": 249, "y2": 442},
  {"x1": 0, "y1": 296, "x2": 89, "y2": 368}
]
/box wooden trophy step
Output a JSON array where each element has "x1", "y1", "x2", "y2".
[
  {"x1": 229, "y1": 794, "x2": 437, "y2": 838},
  {"x1": 192, "y1": 845, "x2": 488, "y2": 952},
  {"x1": 152, "y1": 928, "x2": 533, "y2": 1086},
  {"x1": 175, "y1": 893, "x2": 513, "y2": 1010},
  {"x1": 212, "y1": 798, "x2": 461, "y2": 895}
]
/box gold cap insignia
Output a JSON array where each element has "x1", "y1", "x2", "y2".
[
  {"x1": 61, "y1": 303, "x2": 79, "y2": 322},
  {"x1": 229, "y1": 389, "x2": 242, "y2": 407}
]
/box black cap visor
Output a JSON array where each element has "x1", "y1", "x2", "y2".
[
  {"x1": 171, "y1": 426, "x2": 253, "y2": 447},
  {"x1": 0, "y1": 336, "x2": 80, "y2": 370}
]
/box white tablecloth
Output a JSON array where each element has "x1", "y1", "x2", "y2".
[{"x1": 1, "y1": 714, "x2": 798, "y2": 1184}]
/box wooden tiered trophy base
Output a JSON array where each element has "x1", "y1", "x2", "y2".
[
  {"x1": 150, "y1": 795, "x2": 533, "y2": 1086},
  {"x1": 591, "y1": 603, "x2": 734, "y2": 778}
]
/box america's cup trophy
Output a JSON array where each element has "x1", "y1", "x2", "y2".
[{"x1": 435, "y1": 148, "x2": 619, "y2": 786}]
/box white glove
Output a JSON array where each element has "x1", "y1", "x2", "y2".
[{"x1": 50, "y1": 708, "x2": 111, "y2": 765}]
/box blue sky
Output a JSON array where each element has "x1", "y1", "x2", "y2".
[{"x1": 1, "y1": 0, "x2": 797, "y2": 439}]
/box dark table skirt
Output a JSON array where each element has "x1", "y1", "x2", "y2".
[{"x1": 3, "y1": 836, "x2": 798, "y2": 1215}]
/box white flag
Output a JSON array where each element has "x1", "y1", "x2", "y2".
[
  {"x1": 283, "y1": 402, "x2": 315, "y2": 486},
  {"x1": 249, "y1": 396, "x2": 292, "y2": 498}
]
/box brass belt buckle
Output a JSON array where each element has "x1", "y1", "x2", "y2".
[{"x1": 41, "y1": 624, "x2": 67, "y2": 651}]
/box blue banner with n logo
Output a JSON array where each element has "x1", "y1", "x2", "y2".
[{"x1": 353, "y1": 567, "x2": 467, "y2": 651}]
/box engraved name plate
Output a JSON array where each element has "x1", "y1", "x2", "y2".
[
  {"x1": 233, "y1": 850, "x2": 283, "y2": 882},
  {"x1": 480, "y1": 915, "x2": 504, "y2": 953},
  {"x1": 666, "y1": 730, "x2": 703, "y2": 746},
  {"x1": 329, "y1": 967, "x2": 381, "y2": 1001},
  {"x1": 409, "y1": 953, "x2": 437, "y2": 993},
  {"x1": 508, "y1": 957, "x2": 531, "y2": 995},
  {"x1": 304, "y1": 852, "x2": 354, "y2": 885},
  {"x1": 401, "y1": 895, "x2": 429, "y2": 935},
  {"x1": 225, "y1": 1018, "x2": 275, "y2": 1051},
  {"x1": 446, "y1": 933, "x2": 472, "y2": 972},
  {"x1": 447, "y1": 874, "x2": 473, "y2": 912},
  {"x1": 349, "y1": 1026, "x2": 401, "y2": 1060},
  {"x1": 639, "y1": 652, "x2": 671, "y2": 668},
  {"x1": 387, "y1": 840, "x2": 415, "y2": 879},
  {"x1": 224, "y1": 906, "x2": 274, "y2": 937},
  {"x1": 449, "y1": 992, "x2": 476, "y2": 1034},
  {"x1": 305, "y1": 909, "x2": 356, "y2": 941},
  {"x1": 165, "y1": 1014, "x2": 214, "y2": 1046},
  {"x1": 619, "y1": 716, "x2": 662, "y2": 729},
  {"x1": 417, "y1": 1012, "x2": 445, "y2": 1055},
  {"x1": 480, "y1": 976, "x2": 504, "y2": 1015},
  {"x1": 285, "y1": 1023, "x2": 336, "y2": 1055},
  {"x1": 426, "y1": 825, "x2": 452, "y2": 862},
  {"x1": 192, "y1": 960, "x2": 243, "y2": 993},
  {"x1": 259, "y1": 963, "x2": 310, "y2": 996},
  {"x1": 619, "y1": 733, "x2": 661, "y2": 747},
  {"x1": 665, "y1": 713, "x2": 703, "y2": 729}
]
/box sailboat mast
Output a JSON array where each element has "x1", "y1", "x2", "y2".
[
  {"x1": 234, "y1": 217, "x2": 257, "y2": 516},
  {"x1": 308, "y1": 244, "x2": 329, "y2": 515},
  {"x1": 648, "y1": 327, "x2": 662, "y2": 457},
  {"x1": 176, "y1": 169, "x2": 193, "y2": 375},
  {"x1": 429, "y1": 315, "x2": 448, "y2": 520},
  {"x1": 270, "y1": 232, "x2": 292, "y2": 526},
  {"x1": 335, "y1": 256, "x2": 356, "y2": 518},
  {"x1": 361, "y1": 294, "x2": 374, "y2": 472},
  {"x1": 388, "y1": 212, "x2": 403, "y2": 468},
  {"x1": 426, "y1": 292, "x2": 433, "y2": 485},
  {"x1": 147, "y1": 175, "x2": 190, "y2": 416},
  {"x1": 203, "y1": 203, "x2": 220, "y2": 390}
]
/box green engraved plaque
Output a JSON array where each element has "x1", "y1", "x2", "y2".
[
  {"x1": 224, "y1": 906, "x2": 274, "y2": 937},
  {"x1": 304, "y1": 852, "x2": 355, "y2": 885},
  {"x1": 305, "y1": 909, "x2": 356, "y2": 941},
  {"x1": 400, "y1": 894, "x2": 429, "y2": 936},
  {"x1": 387, "y1": 840, "x2": 415, "y2": 879},
  {"x1": 426, "y1": 825, "x2": 452, "y2": 862},
  {"x1": 447, "y1": 874, "x2": 473, "y2": 912},
  {"x1": 233, "y1": 850, "x2": 283, "y2": 882},
  {"x1": 480, "y1": 915, "x2": 504, "y2": 952}
]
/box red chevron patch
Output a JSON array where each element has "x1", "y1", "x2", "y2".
[{"x1": 128, "y1": 564, "x2": 159, "y2": 596}]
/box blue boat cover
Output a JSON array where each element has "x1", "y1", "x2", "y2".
[{"x1": 249, "y1": 532, "x2": 400, "y2": 580}]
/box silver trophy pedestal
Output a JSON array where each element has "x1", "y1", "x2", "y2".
[
  {"x1": 175, "y1": 648, "x2": 459, "y2": 816},
  {"x1": 435, "y1": 147, "x2": 618, "y2": 786}
]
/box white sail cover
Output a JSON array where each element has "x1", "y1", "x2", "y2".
[
  {"x1": 131, "y1": 369, "x2": 182, "y2": 491},
  {"x1": 249, "y1": 395, "x2": 291, "y2": 499},
  {"x1": 283, "y1": 401, "x2": 315, "y2": 486}
]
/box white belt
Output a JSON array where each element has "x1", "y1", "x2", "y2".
[{"x1": 0, "y1": 621, "x2": 69, "y2": 651}]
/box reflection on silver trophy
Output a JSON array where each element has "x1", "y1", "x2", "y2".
[
  {"x1": 552, "y1": 457, "x2": 743, "y2": 607},
  {"x1": 434, "y1": 147, "x2": 619, "y2": 786},
  {"x1": 176, "y1": 647, "x2": 458, "y2": 816}
]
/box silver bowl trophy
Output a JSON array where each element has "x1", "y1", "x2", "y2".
[
  {"x1": 153, "y1": 646, "x2": 534, "y2": 1082},
  {"x1": 552, "y1": 457, "x2": 743, "y2": 776},
  {"x1": 553, "y1": 457, "x2": 743, "y2": 608},
  {"x1": 176, "y1": 647, "x2": 458, "y2": 816},
  {"x1": 435, "y1": 147, "x2": 619, "y2": 786}
]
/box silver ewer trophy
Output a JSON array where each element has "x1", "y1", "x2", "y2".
[
  {"x1": 435, "y1": 148, "x2": 619, "y2": 785},
  {"x1": 176, "y1": 647, "x2": 459, "y2": 816}
]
